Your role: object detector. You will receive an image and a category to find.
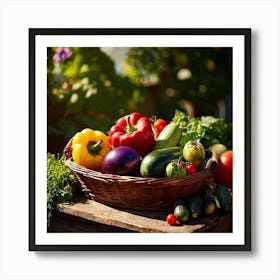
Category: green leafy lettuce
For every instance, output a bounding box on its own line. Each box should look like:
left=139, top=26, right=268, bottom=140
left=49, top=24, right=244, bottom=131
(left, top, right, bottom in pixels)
left=172, top=109, right=232, bottom=149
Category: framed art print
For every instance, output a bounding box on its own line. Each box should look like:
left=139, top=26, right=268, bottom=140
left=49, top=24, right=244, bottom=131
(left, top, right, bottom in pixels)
left=29, top=28, right=251, bottom=251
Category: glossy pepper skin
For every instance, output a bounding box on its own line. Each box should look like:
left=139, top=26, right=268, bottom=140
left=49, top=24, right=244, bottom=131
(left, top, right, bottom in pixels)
left=108, top=112, right=155, bottom=156
left=72, top=128, right=111, bottom=171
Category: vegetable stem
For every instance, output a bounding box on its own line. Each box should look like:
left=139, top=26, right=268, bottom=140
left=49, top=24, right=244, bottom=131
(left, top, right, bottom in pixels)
left=87, top=139, right=103, bottom=155
left=125, top=116, right=137, bottom=133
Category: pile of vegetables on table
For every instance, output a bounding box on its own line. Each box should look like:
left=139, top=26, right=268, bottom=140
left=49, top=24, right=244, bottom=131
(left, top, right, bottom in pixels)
left=48, top=109, right=233, bottom=227
left=66, top=109, right=233, bottom=226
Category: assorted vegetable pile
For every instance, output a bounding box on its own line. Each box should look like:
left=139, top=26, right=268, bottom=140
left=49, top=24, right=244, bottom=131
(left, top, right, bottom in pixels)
left=166, top=184, right=232, bottom=226
left=70, top=109, right=232, bottom=180
left=52, top=109, right=233, bottom=227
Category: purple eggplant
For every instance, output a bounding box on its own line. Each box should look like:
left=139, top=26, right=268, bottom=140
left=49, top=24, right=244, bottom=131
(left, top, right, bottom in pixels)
left=101, top=146, right=142, bottom=176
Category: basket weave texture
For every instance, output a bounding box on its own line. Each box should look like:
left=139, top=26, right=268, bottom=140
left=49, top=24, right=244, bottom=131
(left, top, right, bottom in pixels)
left=64, top=141, right=217, bottom=211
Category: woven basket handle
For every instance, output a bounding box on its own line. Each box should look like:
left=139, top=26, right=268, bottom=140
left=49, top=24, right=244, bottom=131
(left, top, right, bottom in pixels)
left=205, top=151, right=218, bottom=171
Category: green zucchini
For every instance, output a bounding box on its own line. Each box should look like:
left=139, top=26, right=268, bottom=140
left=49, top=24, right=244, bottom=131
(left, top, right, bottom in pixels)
left=153, top=123, right=181, bottom=150
left=216, top=184, right=232, bottom=213
left=185, top=193, right=203, bottom=219
left=140, top=147, right=182, bottom=178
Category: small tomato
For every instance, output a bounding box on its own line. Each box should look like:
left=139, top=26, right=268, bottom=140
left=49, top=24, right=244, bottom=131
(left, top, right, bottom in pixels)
left=165, top=160, right=186, bottom=178
left=153, top=118, right=168, bottom=139
left=166, top=213, right=177, bottom=226
left=180, top=161, right=187, bottom=169
left=186, top=164, right=196, bottom=175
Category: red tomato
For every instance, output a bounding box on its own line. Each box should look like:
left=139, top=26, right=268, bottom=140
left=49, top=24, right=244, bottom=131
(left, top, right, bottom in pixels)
left=180, top=161, right=187, bottom=169
left=180, top=161, right=196, bottom=175
left=166, top=213, right=177, bottom=226
left=186, top=164, right=196, bottom=175
left=213, top=150, right=233, bottom=186
left=153, top=119, right=168, bottom=138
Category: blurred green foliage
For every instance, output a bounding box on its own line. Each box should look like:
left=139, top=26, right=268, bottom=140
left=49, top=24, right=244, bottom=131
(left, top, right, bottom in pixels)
left=47, top=47, right=232, bottom=153
left=47, top=47, right=148, bottom=152
left=124, top=47, right=232, bottom=120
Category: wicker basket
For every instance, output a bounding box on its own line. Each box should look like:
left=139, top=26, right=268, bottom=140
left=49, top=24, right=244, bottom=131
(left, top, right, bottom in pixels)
left=63, top=141, right=217, bottom=211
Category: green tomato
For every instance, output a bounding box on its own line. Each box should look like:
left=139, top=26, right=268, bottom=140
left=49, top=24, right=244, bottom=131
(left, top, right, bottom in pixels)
left=174, top=205, right=190, bottom=223
left=165, top=161, right=186, bottom=178
left=183, top=141, right=205, bottom=167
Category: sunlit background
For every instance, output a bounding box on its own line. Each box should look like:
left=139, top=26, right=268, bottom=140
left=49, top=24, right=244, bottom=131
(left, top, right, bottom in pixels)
left=47, top=47, right=232, bottom=153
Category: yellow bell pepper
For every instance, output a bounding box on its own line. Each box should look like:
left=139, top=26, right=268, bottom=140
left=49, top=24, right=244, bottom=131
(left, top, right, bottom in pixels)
left=71, top=128, right=111, bottom=171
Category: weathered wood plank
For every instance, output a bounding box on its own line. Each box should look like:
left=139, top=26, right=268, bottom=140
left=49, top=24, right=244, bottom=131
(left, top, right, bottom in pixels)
left=48, top=212, right=134, bottom=233
left=57, top=199, right=232, bottom=233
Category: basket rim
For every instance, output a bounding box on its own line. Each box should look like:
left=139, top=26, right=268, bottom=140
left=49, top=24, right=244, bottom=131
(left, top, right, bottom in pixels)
left=64, top=157, right=212, bottom=182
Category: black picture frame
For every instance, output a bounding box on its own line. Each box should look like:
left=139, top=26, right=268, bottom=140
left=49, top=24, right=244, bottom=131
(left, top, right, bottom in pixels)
left=29, top=28, right=251, bottom=251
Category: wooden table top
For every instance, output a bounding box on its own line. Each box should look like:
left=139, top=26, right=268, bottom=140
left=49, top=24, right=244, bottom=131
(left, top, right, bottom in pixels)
left=57, top=198, right=232, bottom=233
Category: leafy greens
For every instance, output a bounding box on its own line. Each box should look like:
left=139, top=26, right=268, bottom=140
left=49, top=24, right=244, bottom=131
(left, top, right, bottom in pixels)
left=172, top=109, right=232, bottom=149
left=47, top=153, right=79, bottom=227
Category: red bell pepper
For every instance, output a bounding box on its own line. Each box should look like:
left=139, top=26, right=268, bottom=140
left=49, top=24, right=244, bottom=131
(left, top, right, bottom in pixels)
left=109, top=112, right=155, bottom=156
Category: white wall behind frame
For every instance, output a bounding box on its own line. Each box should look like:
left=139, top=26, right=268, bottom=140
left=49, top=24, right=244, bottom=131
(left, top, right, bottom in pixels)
left=0, top=0, right=279, bottom=280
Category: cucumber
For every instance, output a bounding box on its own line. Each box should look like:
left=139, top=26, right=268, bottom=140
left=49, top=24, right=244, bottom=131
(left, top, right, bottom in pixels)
left=140, top=147, right=182, bottom=178
left=216, top=184, right=232, bottom=213
left=153, top=123, right=181, bottom=150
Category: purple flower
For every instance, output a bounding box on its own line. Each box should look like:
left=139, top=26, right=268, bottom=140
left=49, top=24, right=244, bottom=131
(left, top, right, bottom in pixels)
left=53, top=47, right=72, bottom=64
